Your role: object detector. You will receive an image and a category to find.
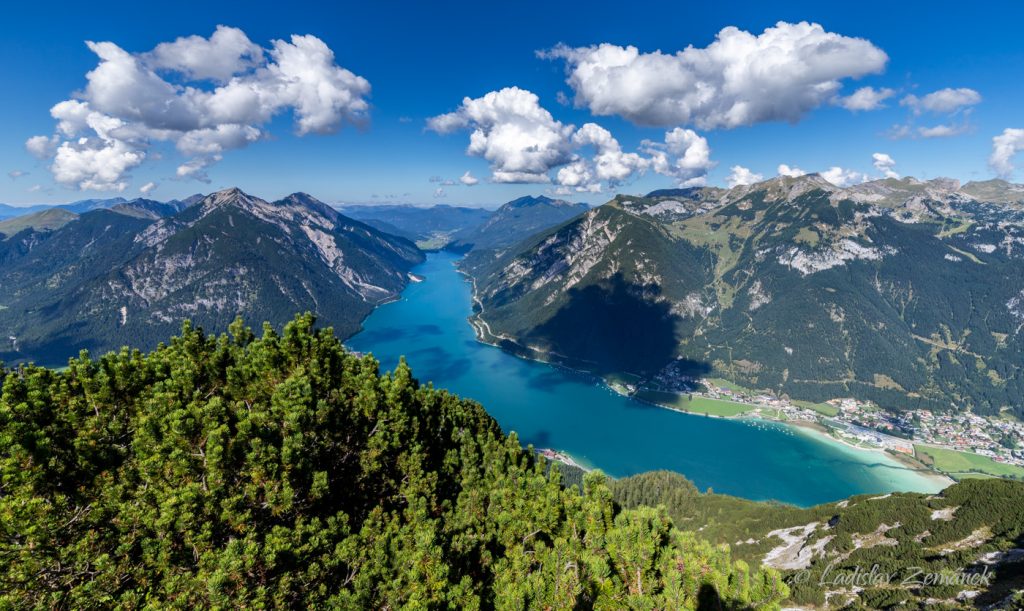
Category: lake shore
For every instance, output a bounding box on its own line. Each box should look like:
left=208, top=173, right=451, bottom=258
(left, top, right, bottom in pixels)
left=352, top=252, right=962, bottom=505
left=461, top=264, right=958, bottom=492
left=786, top=420, right=955, bottom=489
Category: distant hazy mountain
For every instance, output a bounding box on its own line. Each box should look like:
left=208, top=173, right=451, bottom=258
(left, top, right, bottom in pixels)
left=109, top=197, right=197, bottom=220
left=0, top=207, right=79, bottom=236
left=462, top=175, right=1024, bottom=417
left=0, top=194, right=205, bottom=221
left=337, top=203, right=492, bottom=248
left=0, top=195, right=205, bottom=237
left=0, top=196, right=129, bottom=220
left=0, top=203, right=41, bottom=220
left=449, top=195, right=590, bottom=252
left=0, top=188, right=422, bottom=365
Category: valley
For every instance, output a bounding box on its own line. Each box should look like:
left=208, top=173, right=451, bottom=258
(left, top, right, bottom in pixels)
left=460, top=175, right=1024, bottom=483
left=6, top=9, right=1024, bottom=608
left=348, top=251, right=950, bottom=506
left=3, top=180, right=1021, bottom=488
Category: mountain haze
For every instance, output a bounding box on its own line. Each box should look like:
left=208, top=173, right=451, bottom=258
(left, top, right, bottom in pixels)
left=450, top=195, right=590, bottom=252
left=337, top=203, right=493, bottom=248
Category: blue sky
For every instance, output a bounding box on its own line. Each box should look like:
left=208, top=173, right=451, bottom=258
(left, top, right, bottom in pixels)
left=2, top=0, right=1023, bottom=207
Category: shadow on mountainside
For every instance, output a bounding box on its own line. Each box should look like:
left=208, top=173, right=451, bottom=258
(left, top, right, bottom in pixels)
left=522, top=273, right=710, bottom=378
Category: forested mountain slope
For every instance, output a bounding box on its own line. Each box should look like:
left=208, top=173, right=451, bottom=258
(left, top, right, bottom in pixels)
left=612, top=471, right=1024, bottom=609
left=450, top=195, right=590, bottom=252
left=0, top=189, right=423, bottom=366
left=0, top=316, right=787, bottom=609
left=463, top=175, right=1024, bottom=416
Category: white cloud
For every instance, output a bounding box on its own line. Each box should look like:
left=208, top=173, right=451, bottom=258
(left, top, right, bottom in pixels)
left=147, top=25, right=264, bottom=82
left=888, top=122, right=969, bottom=140
left=51, top=137, right=145, bottom=191
left=541, top=21, right=887, bottom=129
left=642, top=128, right=715, bottom=186
left=139, top=181, right=158, bottom=195
left=901, top=87, right=981, bottom=114
left=433, top=187, right=446, bottom=198
left=175, top=124, right=261, bottom=156
left=459, top=171, right=479, bottom=186
left=990, top=128, right=1024, bottom=177
left=7, top=170, right=28, bottom=180
left=27, top=27, right=371, bottom=190
left=917, top=124, right=967, bottom=138
left=821, top=166, right=869, bottom=187
left=872, top=153, right=899, bottom=178
left=25, top=135, right=59, bottom=159
left=176, top=156, right=220, bottom=183
left=726, top=165, right=763, bottom=187
left=427, top=87, right=575, bottom=183
left=570, top=123, right=649, bottom=184
left=429, top=88, right=715, bottom=190
left=777, top=164, right=807, bottom=177
left=889, top=87, right=980, bottom=141
left=835, top=86, right=895, bottom=111
left=555, top=161, right=593, bottom=190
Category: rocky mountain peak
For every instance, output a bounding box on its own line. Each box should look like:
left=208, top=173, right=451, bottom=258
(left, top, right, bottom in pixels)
left=202, top=187, right=258, bottom=210
left=503, top=195, right=578, bottom=210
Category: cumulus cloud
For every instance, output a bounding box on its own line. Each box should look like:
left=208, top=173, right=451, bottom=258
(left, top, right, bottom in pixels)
left=571, top=123, right=649, bottom=183
left=427, top=87, right=575, bottom=183
left=901, top=88, right=981, bottom=114
left=821, top=166, right=869, bottom=187
left=139, top=181, right=158, bottom=195
left=429, top=88, right=715, bottom=191
left=26, top=26, right=371, bottom=190
left=51, top=138, right=146, bottom=191
left=872, top=153, right=899, bottom=178
left=433, top=187, right=446, bottom=198
left=26, top=135, right=59, bottom=159
left=540, top=21, right=887, bottom=129
left=147, top=25, right=264, bottom=82
left=641, top=128, right=715, bottom=187
left=990, top=128, right=1024, bottom=177
left=777, top=164, right=807, bottom=177
left=726, top=166, right=764, bottom=187
left=835, top=86, right=895, bottom=111
left=459, top=171, right=479, bottom=186
left=8, top=170, right=28, bottom=180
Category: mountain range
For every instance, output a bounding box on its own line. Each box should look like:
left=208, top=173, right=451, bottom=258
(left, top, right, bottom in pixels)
left=462, top=175, right=1024, bottom=417
left=0, top=188, right=423, bottom=365
left=0, top=194, right=205, bottom=221
left=337, top=203, right=493, bottom=249
left=446, top=195, right=590, bottom=252
left=0, top=189, right=594, bottom=367
left=338, top=195, right=590, bottom=252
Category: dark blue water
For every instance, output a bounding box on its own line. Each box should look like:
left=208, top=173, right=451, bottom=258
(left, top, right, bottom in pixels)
left=348, top=252, right=945, bottom=506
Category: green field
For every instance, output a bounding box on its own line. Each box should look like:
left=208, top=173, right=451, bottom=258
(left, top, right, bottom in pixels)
left=705, top=377, right=756, bottom=397
left=792, top=399, right=839, bottom=417
left=915, top=445, right=1024, bottom=481
left=635, top=389, right=755, bottom=417
left=415, top=236, right=452, bottom=250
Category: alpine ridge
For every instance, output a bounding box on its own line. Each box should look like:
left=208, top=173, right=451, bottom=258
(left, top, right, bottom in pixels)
left=462, top=174, right=1024, bottom=417
left=0, top=188, right=423, bottom=365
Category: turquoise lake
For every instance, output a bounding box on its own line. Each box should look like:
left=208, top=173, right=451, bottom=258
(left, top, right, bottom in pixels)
left=348, top=252, right=947, bottom=507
